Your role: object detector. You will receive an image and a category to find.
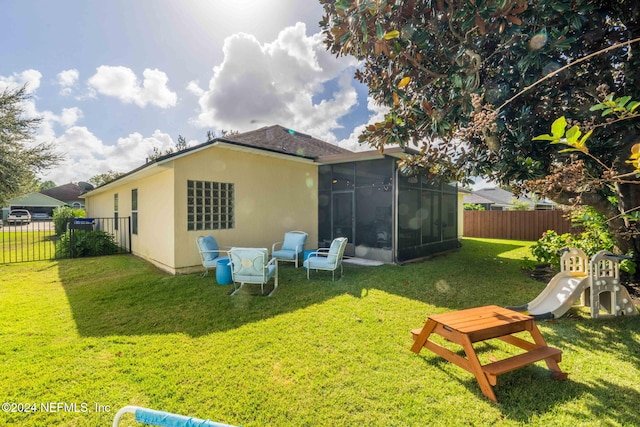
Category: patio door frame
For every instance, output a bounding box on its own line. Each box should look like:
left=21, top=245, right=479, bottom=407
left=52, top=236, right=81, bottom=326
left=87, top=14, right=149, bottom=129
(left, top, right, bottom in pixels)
left=331, top=190, right=355, bottom=256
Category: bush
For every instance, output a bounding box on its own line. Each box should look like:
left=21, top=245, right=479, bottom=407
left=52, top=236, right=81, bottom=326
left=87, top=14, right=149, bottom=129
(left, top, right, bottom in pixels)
left=530, top=230, right=572, bottom=267
left=53, top=206, right=86, bottom=235
left=463, top=203, right=485, bottom=210
left=56, top=230, right=120, bottom=259
left=530, top=206, right=635, bottom=273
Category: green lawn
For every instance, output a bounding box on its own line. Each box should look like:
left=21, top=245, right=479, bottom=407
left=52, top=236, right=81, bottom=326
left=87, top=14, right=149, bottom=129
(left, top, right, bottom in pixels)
left=1, top=238, right=639, bottom=426
left=1, top=228, right=56, bottom=263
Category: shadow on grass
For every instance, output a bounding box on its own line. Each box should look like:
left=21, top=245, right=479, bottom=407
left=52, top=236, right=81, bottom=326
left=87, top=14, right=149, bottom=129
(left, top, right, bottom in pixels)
left=53, top=237, right=640, bottom=422
left=56, top=237, right=640, bottom=374
left=57, top=239, right=530, bottom=338
left=417, top=354, right=640, bottom=424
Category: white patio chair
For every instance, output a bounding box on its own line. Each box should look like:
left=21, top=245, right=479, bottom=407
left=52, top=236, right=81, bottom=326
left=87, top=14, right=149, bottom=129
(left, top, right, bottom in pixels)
left=271, top=230, right=308, bottom=268
left=303, top=237, right=348, bottom=281
left=228, top=247, right=278, bottom=296
left=196, top=235, right=228, bottom=278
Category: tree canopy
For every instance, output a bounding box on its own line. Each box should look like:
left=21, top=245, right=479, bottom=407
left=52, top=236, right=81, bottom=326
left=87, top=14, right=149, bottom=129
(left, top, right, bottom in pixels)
left=0, top=85, right=60, bottom=204
left=88, top=170, right=125, bottom=188
left=320, top=0, right=640, bottom=252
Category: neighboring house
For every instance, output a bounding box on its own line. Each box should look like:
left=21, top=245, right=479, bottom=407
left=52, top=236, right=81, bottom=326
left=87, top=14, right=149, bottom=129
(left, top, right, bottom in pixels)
left=2, top=192, right=66, bottom=220
left=40, top=182, right=93, bottom=209
left=463, top=187, right=555, bottom=210
left=82, top=125, right=461, bottom=274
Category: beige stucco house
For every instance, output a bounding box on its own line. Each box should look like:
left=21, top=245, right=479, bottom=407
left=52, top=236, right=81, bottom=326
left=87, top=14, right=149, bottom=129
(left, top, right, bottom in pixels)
left=82, top=126, right=348, bottom=274
left=82, top=125, right=462, bottom=274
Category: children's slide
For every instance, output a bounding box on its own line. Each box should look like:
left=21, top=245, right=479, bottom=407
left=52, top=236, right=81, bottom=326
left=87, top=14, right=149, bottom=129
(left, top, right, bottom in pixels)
left=509, top=249, right=638, bottom=319
left=507, top=272, right=590, bottom=319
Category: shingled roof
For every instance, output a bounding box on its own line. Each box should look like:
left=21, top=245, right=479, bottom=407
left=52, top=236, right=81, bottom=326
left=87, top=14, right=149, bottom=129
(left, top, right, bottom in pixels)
left=84, top=125, right=351, bottom=193
left=40, top=183, right=91, bottom=204
left=218, top=125, right=350, bottom=158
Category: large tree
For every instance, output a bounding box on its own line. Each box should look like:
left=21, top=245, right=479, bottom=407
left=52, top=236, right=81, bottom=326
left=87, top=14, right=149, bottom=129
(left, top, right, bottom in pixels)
left=0, top=85, right=60, bottom=204
left=320, top=0, right=640, bottom=253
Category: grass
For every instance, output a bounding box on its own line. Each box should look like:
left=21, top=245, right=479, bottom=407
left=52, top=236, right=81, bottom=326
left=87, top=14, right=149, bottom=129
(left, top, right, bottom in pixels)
left=1, top=238, right=639, bottom=426
left=1, top=226, right=56, bottom=263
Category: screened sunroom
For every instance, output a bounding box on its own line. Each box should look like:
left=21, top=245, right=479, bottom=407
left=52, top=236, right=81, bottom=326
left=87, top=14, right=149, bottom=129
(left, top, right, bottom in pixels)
left=316, top=149, right=461, bottom=264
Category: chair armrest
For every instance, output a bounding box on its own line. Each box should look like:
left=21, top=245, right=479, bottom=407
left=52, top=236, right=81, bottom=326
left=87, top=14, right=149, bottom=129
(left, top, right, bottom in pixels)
left=200, top=249, right=226, bottom=255
left=272, top=241, right=283, bottom=252
left=266, top=257, right=278, bottom=268
left=308, top=248, right=329, bottom=258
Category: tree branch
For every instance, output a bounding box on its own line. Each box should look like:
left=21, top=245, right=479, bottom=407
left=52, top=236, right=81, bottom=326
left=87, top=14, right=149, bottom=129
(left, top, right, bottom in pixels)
left=497, top=37, right=640, bottom=112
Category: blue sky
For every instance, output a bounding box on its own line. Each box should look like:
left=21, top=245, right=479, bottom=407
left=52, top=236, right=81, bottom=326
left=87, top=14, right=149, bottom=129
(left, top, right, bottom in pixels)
left=1, top=0, right=387, bottom=185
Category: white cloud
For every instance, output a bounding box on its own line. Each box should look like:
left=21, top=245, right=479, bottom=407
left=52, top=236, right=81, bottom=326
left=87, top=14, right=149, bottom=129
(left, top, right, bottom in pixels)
left=190, top=23, right=358, bottom=135
left=337, top=96, right=390, bottom=152
left=57, top=69, right=79, bottom=95
left=109, top=130, right=175, bottom=164
left=41, top=127, right=177, bottom=184
left=186, top=80, right=205, bottom=97
left=58, top=107, right=83, bottom=127
left=0, top=69, right=42, bottom=93
left=87, top=66, right=177, bottom=108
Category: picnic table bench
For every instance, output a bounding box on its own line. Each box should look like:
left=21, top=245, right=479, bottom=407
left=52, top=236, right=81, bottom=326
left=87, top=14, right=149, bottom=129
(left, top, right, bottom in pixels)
left=410, top=305, right=567, bottom=402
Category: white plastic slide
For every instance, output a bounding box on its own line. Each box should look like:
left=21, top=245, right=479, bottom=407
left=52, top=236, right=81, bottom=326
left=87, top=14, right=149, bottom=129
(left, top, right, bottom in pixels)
left=521, top=272, right=590, bottom=318
left=509, top=248, right=639, bottom=319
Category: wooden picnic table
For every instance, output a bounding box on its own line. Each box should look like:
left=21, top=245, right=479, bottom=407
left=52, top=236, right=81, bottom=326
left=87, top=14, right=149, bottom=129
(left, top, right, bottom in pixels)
left=410, top=305, right=567, bottom=402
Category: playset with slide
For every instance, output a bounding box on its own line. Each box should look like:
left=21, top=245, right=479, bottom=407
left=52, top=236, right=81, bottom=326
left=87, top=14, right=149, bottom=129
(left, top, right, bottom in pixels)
left=508, top=248, right=638, bottom=319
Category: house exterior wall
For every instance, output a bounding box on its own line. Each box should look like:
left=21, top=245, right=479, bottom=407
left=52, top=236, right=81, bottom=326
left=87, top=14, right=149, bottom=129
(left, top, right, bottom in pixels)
left=172, top=146, right=318, bottom=274
left=84, top=167, right=176, bottom=272
left=85, top=147, right=318, bottom=275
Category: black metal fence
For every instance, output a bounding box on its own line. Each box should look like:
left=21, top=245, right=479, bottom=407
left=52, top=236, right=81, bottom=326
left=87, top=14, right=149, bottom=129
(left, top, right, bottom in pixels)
left=1, top=217, right=131, bottom=264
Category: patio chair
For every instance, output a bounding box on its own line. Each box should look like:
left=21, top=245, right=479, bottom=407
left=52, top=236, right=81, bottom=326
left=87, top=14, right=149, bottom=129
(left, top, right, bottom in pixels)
left=303, top=237, right=348, bottom=281
left=228, top=247, right=278, bottom=296
left=196, top=235, right=228, bottom=278
left=271, top=231, right=308, bottom=268
left=112, top=405, right=238, bottom=427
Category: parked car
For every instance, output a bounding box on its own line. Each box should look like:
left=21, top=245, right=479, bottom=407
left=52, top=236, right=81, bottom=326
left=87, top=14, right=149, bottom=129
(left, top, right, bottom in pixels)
left=7, top=209, right=31, bottom=225
left=31, top=212, right=50, bottom=220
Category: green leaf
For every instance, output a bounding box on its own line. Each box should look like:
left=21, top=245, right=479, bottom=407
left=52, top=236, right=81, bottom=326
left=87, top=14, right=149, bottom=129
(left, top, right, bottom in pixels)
left=551, top=116, right=567, bottom=138
left=578, top=129, right=593, bottom=148
left=335, top=0, right=353, bottom=11
left=628, top=101, right=640, bottom=112
left=589, top=103, right=607, bottom=111
left=558, top=148, right=581, bottom=153
left=601, top=108, right=613, bottom=116
left=532, top=134, right=556, bottom=141
left=617, top=96, right=631, bottom=108
left=376, top=23, right=384, bottom=40
left=565, top=125, right=581, bottom=144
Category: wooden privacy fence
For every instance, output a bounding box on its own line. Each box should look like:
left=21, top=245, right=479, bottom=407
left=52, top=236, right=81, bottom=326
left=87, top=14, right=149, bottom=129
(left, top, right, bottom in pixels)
left=463, top=210, right=574, bottom=241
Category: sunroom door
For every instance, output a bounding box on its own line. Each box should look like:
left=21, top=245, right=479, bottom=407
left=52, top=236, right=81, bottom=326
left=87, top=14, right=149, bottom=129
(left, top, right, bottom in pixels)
left=332, top=191, right=354, bottom=246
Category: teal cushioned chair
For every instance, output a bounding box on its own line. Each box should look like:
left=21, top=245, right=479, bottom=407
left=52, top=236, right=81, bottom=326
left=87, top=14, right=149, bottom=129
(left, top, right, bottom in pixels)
left=196, top=236, right=227, bottom=278
left=228, top=248, right=278, bottom=296
left=303, top=237, right=348, bottom=281
left=272, top=231, right=308, bottom=268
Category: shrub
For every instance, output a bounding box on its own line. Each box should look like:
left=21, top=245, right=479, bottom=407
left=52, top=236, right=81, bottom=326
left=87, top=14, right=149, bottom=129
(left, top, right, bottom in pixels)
left=56, top=230, right=120, bottom=259
left=530, top=206, right=635, bottom=273
left=530, top=230, right=572, bottom=267
left=463, top=203, right=485, bottom=210
left=53, top=206, right=86, bottom=235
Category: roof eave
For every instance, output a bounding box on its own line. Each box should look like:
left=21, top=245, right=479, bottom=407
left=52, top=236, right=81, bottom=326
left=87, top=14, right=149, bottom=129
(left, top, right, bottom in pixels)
left=315, top=146, right=415, bottom=164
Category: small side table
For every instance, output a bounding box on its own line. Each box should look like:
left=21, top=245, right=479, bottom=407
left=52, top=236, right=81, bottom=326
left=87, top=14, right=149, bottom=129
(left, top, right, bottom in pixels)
left=411, top=305, right=567, bottom=402
left=215, top=257, right=232, bottom=285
